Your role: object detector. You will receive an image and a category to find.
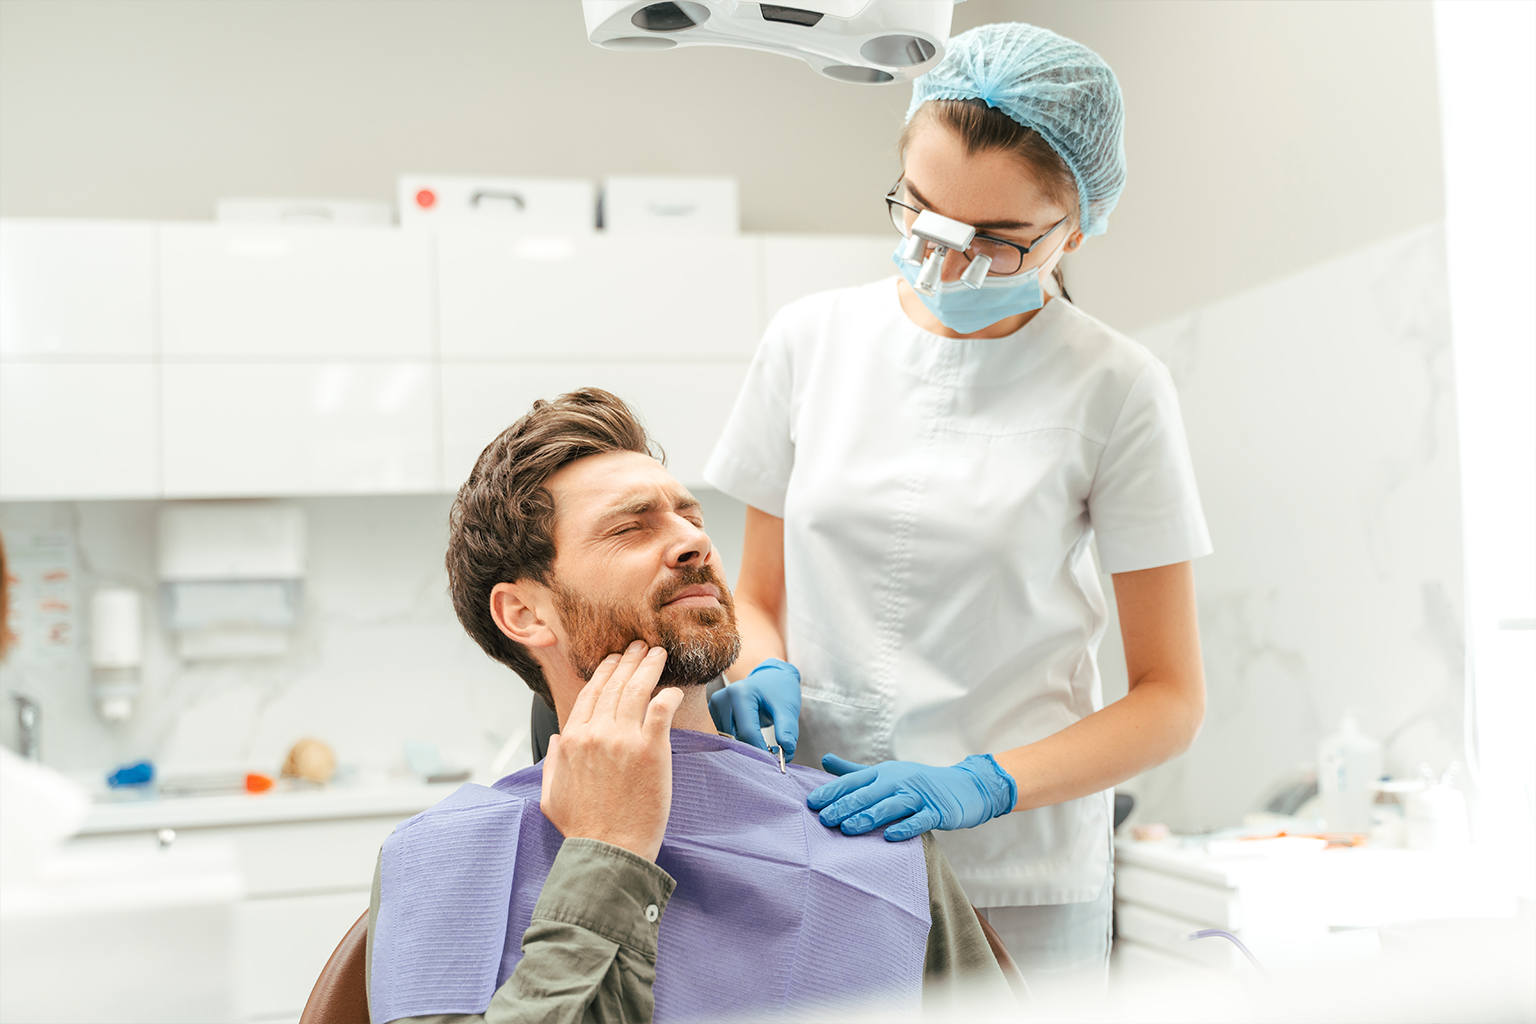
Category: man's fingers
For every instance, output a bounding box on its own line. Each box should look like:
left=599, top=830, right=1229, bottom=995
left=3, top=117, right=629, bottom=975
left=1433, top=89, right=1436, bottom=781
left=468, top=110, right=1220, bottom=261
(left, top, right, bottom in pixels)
left=594, top=641, right=649, bottom=720
left=617, top=647, right=668, bottom=722
left=643, top=686, right=686, bottom=741
left=569, top=654, right=620, bottom=727
left=539, top=735, right=560, bottom=808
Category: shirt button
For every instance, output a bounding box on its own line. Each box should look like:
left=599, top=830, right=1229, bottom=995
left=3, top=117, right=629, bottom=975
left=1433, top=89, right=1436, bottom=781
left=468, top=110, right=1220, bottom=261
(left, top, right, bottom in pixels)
left=644, top=904, right=659, bottom=923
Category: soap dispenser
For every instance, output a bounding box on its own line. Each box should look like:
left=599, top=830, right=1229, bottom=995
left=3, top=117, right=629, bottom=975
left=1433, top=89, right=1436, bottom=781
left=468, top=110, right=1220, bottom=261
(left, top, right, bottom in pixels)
left=1318, top=711, right=1382, bottom=832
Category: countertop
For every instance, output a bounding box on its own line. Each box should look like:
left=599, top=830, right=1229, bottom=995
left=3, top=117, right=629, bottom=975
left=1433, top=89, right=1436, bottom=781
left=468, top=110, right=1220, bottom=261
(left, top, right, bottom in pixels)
left=78, top=778, right=464, bottom=834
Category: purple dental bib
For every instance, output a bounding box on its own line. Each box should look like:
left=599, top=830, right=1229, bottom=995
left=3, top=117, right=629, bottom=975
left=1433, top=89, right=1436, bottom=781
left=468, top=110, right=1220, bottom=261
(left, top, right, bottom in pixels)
left=370, top=730, right=930, bottom=1022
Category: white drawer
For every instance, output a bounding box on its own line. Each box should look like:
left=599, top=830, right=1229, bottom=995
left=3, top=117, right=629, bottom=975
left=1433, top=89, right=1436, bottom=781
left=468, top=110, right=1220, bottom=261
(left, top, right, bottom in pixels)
left=1114, top=899, right=1247, bottom=972
left=1116, top=863, right=1241, bottom=929
left=70, top=815, right=399, bottom=897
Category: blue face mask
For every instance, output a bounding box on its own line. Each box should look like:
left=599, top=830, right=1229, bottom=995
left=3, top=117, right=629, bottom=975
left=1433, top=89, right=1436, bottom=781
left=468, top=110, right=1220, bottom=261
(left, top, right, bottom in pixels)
left=891, top=239, right=1063, bottom=336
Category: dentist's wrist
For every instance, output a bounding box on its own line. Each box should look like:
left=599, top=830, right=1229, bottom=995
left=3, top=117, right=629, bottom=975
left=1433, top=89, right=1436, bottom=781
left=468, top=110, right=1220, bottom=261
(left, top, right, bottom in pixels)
left=958, top=754, right=1018, bottom=820
left=748, top=657, right=800, bottom=682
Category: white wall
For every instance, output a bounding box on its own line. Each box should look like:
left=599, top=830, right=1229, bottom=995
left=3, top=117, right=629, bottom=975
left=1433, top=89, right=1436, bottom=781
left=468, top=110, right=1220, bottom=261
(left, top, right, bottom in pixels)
left=1108, top=224, right=1465, bottom=831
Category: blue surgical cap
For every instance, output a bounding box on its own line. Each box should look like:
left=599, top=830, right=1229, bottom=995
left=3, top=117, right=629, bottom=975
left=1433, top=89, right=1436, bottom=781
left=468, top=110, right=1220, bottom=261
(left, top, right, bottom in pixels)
left=906, top=22, right=1126, bottom=237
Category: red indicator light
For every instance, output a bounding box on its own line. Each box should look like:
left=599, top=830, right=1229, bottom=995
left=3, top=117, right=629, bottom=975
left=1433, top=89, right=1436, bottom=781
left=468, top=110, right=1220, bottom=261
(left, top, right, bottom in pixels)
left=415, top=189, right=436, bottom=209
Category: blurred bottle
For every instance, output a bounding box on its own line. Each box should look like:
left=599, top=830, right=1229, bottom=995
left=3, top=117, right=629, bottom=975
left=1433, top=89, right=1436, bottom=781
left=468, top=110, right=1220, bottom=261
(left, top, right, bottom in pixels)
left=1318, top=711, right=1382, bottom=832
left=1406, top=762, right=1470, bottom=850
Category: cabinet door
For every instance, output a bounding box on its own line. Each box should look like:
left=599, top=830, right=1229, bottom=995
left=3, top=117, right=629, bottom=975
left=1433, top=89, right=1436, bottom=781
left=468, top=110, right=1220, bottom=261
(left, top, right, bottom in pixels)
left=162, top=363, right=438, bottom=496
left=441, top=362, right=748, bottom=488
left=0, top=219, right=157, bottom=356
left=0, top=363, right=159, bottom=499
left=159, top=224, right=432, bottom=357
left=438, top=230, right=762, bottom=358
left=761, top=234, right=896, bottom=325
left=234, top=892, right=367, bottom=1021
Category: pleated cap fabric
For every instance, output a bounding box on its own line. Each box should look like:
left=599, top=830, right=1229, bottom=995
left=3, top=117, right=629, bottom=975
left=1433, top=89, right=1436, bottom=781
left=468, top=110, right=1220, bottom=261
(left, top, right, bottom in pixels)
left=906, top=22, right=1126, bottom=237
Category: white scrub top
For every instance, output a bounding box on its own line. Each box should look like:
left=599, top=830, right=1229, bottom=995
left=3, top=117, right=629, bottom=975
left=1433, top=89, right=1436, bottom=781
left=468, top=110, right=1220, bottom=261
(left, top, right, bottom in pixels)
left=703, top=279, right=1211, bottom=907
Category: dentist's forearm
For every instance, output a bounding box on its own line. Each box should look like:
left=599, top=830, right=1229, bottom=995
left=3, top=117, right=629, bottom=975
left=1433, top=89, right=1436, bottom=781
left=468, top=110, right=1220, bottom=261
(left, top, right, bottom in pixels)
left=727, top=598, right=787, bottom=680
left=992, top=675, right=1204, bottom=811
left=726, top=506, right=789, bottom=681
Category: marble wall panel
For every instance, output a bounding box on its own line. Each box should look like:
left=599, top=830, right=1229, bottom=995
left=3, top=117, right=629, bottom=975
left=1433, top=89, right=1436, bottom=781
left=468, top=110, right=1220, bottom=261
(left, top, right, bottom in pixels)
left=1111, top=222, right=1465, bottom=830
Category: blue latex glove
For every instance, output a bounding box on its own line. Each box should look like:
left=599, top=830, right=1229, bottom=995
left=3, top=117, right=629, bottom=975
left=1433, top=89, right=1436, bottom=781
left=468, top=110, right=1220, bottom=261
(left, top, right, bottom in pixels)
left=807, top=753, right=1018, bottom=842
left=708, top=658, right=801, bottom=759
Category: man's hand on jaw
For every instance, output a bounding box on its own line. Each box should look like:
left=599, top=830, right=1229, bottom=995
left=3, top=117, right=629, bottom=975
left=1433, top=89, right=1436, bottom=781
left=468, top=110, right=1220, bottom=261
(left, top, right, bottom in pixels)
left=539, top=641, right=684, bottom=863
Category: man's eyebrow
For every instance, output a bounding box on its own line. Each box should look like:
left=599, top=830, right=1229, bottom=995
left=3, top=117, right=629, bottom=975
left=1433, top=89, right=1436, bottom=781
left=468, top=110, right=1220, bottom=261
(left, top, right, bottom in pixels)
left=904, top=181, right=1037, bottom=232
left=594, top=492, right=701, bottom=523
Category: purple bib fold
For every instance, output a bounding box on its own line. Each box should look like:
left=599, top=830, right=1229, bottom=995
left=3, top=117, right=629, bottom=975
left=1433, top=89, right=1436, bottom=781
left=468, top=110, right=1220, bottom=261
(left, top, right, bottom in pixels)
left=371, top=730, right=930, bottom=1022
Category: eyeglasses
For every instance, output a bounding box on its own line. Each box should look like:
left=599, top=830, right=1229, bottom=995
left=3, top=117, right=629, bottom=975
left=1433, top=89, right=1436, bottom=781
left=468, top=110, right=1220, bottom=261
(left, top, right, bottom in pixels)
left=885, top=179, right=1069, bottom=278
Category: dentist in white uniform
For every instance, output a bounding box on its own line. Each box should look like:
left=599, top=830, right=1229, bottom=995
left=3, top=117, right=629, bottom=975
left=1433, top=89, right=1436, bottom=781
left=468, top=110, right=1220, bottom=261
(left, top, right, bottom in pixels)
left=704, top=23, right=1211, bottom=990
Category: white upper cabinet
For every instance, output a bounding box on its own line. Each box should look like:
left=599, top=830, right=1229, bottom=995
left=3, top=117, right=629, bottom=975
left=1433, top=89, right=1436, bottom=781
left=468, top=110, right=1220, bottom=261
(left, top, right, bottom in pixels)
left=159, top=224, right=432, bottom=357
left=437, top=231, right=762, bottom=358
left=0, top=363, right=159, bottom=499
left=761, top=235, right=897, bottom=325
left=441, top=362, right=749, bottom=489
left=0, top=219, right=157, bottom=356
left=162, top=363, right=438, bottom=497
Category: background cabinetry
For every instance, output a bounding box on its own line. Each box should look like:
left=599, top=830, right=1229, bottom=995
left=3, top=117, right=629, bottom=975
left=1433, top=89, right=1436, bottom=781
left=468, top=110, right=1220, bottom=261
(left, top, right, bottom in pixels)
left=158, top=224, right=433, bottom=358
left=1, top=219, right=895, bottom=500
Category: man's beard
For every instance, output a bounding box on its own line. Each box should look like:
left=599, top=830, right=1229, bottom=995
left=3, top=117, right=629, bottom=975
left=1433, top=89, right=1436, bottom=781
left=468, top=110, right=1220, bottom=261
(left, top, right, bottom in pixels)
left=554, top=562, right=742, bottom=689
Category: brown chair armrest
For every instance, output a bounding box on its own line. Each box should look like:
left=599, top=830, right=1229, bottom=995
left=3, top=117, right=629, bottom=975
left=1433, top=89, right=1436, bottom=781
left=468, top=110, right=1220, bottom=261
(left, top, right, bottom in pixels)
left=300, top=909, right=372, bottom=1024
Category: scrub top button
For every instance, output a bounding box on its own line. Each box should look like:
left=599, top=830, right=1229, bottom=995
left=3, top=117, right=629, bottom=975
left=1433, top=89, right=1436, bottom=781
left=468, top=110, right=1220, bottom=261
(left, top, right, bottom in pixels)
left=644, top=904, right=659, bottom=923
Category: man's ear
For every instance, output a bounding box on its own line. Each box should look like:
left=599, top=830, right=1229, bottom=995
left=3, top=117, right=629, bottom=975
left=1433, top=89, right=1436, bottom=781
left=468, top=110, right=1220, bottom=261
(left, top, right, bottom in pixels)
left=489, top=582, right=558, bottom=649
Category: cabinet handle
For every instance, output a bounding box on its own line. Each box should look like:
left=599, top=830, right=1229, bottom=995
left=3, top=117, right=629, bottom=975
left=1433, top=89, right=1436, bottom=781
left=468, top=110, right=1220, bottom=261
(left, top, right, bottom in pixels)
left=471, top=191, right=526, bottom=210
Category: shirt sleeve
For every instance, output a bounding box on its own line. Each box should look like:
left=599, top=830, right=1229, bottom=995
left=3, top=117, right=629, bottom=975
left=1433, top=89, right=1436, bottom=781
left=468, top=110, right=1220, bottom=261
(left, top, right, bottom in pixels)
left=1088, top=359, right=1213, bottom=574
left=919, top=833, right=1018, bottom=1008
left=369, top=838, right=676, bottom=1024
left=703, top=317, right=796, bottom=517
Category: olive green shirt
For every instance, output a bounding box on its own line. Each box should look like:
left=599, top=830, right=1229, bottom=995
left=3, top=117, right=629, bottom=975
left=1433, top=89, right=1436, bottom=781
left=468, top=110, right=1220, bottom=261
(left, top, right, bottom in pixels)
left=367, top=832, right=1012, bottom=1023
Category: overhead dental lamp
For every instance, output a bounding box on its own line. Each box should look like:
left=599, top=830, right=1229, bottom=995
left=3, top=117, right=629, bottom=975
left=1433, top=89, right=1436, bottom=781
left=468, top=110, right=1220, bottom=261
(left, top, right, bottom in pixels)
left=582, top=1, right=956, bottom=84
left=899, top=208, right=987, bottom=295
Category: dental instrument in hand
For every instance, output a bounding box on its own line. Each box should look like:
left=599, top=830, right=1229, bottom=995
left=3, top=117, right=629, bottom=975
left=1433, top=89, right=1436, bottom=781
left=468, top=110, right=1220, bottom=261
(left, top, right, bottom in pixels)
left=761, top=724, right=787, bottom=774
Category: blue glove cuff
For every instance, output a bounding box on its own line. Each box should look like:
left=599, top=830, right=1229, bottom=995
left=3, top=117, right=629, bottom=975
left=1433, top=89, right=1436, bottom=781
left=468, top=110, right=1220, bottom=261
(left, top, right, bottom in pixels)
left=749, top=658, right=800, bottom=682
left=958, top=754, right=1018, bottom=821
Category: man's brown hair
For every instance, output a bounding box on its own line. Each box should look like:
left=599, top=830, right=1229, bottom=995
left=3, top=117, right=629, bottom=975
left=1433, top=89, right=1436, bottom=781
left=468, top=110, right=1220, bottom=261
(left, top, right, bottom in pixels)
left=446, top=388, right=658, bottom=706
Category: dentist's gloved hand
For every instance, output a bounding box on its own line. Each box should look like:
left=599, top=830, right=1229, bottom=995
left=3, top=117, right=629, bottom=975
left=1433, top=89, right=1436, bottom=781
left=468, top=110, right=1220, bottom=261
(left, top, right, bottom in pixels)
left=807, top=754, right=1018, bottom=842
left=708, top=658, right=801, bottom=760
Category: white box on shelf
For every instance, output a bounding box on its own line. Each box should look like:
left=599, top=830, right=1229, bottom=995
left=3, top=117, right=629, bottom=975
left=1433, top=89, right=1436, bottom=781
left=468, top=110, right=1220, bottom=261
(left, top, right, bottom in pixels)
left=399, top=175, right=595, bottom=232
left=601, top=176, right=739, bottom=234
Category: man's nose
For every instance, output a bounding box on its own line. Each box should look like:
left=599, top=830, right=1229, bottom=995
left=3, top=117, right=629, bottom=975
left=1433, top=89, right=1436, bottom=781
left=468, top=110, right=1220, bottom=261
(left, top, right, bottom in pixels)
left=666, top=517, right=712, bottom=567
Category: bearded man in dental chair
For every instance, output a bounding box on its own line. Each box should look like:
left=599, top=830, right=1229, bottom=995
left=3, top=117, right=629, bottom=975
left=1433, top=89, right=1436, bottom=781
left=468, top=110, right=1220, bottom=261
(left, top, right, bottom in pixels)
left=365, top=388, right=1014, bottom=1024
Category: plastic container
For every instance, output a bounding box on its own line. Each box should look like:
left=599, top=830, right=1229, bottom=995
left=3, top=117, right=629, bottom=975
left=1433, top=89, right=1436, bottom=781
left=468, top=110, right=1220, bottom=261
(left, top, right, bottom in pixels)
left=1318, top=712, right=1382, bottom=832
